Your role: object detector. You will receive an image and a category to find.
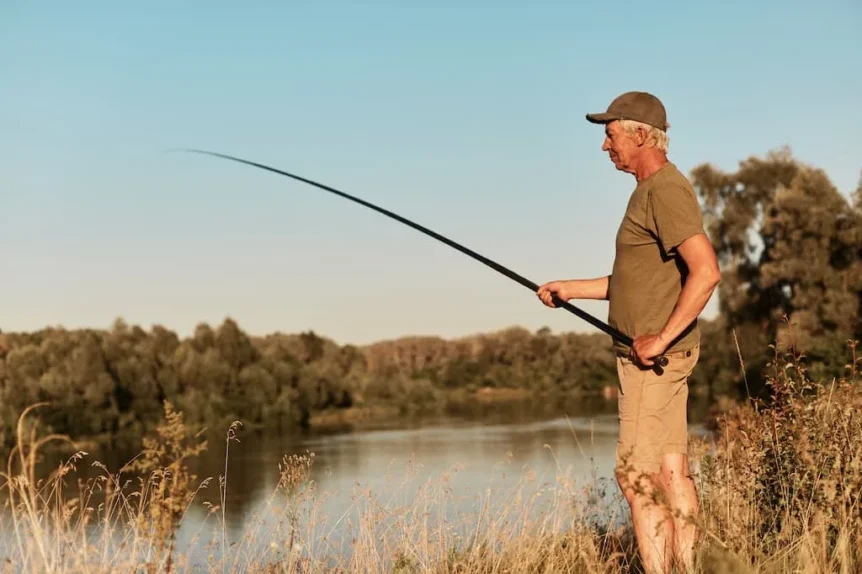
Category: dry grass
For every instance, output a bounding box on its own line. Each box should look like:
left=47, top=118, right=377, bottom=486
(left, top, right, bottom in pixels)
left=0, top=339, right=860, bottom=573
left=690, top=339, right=862, bottom=573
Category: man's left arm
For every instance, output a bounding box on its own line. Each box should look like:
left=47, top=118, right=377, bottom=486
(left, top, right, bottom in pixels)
left=657, top=233, right=721, bottom=346
left=632, top=183, right=721, bottom=365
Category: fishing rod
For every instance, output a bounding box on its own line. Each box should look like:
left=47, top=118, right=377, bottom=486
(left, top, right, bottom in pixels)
left=179, top=148, right=669, bottom=372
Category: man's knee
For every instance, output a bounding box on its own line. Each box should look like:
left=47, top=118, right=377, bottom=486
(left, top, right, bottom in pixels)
left=615, top=445, right=662, bottom=488
left=615, top=462, right=661, bottom=504
left=660, top=453, right=693, bottom=489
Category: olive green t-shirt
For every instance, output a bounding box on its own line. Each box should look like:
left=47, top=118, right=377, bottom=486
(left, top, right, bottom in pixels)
left=607, top=161, right=705, bottom=355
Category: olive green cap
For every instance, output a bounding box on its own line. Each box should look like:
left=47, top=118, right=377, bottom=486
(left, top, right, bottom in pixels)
left=585, top=91, right=669, bottom=131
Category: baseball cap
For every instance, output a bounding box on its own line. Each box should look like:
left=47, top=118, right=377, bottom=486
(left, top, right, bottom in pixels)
left=585, top=91, right=669, bottom=131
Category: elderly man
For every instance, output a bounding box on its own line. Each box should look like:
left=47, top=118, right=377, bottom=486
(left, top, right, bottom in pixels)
left=537, top=91, right=720, bottom=573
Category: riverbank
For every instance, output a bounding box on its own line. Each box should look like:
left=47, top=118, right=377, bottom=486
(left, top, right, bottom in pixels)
left=305, top=386, right=621, bottom=434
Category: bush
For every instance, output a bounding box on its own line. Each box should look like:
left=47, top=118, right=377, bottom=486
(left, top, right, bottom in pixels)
left=693, top=338, right=862, bottom=572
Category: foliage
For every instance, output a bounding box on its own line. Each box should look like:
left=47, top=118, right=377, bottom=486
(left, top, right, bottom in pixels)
left=123, top=401, right=210, bottom=568
left=0, top=320, right=620, bottom=448
left=691, top=150, right=862, bottom=395
left=692, top=336, right=862, bottom=573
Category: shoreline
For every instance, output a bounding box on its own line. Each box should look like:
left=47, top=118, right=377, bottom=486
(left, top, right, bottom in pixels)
left=307, top=386, right=616, bottom=433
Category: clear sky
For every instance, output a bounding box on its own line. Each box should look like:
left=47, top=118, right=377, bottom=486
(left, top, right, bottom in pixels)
left=2, top=0, right=860, bottom=345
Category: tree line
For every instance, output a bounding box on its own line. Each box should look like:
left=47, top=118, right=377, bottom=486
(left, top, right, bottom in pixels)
left=0, top=318, right=626, bottom=448
left=0, top=147, right=859, bottom=448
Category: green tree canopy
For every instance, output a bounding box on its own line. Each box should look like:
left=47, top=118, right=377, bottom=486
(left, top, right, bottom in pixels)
left=692, top=149, right=862, bottom=388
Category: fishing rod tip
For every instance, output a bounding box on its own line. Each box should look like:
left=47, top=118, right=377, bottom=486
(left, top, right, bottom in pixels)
left=163, top=147, right=206, bottom=155
left=161, top=147, right=193, bottom=157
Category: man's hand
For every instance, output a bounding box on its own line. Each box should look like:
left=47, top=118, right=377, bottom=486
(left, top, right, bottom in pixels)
left=632, top=333, right=670, bottom=367
left=536, top=281, right=572, bottom=308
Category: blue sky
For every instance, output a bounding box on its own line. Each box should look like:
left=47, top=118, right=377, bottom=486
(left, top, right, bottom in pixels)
left=2, top=0, right=860, bottom=345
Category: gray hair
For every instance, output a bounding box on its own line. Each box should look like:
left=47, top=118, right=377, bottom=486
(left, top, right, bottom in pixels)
left=618, top=119, right=669, bottom=152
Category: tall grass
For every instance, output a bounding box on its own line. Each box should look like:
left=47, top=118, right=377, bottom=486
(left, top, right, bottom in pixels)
left=692, top=339, right=862, bottom=573
left=0, top=339, right=860, bottom=573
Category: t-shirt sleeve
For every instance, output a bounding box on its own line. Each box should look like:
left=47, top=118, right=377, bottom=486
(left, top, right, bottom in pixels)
left=646, top=182, right=705, bottom=255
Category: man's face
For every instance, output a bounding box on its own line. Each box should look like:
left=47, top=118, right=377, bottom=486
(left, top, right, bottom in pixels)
left=601, top=121, right=640, bottom=173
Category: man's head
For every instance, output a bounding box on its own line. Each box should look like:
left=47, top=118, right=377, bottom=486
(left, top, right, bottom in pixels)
left=585, top=91, right=670, bottom=175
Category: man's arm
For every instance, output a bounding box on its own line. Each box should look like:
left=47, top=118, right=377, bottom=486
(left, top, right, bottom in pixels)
left=536, top=275, right=610, bottom=308
left=658, top=233, right=721, bottom=345
left=632, top=233, right=720, bottom=365
left=562, top=275, right=611, bottom=300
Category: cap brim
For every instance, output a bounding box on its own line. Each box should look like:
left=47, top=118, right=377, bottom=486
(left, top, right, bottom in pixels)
left=585, top=112, right=619, bottom=124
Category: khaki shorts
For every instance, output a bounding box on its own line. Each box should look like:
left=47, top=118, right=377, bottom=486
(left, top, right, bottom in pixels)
left=615, top=345, right=699, bottom=475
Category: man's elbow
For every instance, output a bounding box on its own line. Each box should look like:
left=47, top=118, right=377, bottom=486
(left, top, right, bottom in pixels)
left=687, top=259, right=720, bottom=288
left=677, top=234, right=721, bottom=290
left=699, top=265, right=721, bottom=290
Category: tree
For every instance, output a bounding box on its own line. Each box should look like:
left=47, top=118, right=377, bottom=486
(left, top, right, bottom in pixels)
left=691, top=149, right=862, bottom=390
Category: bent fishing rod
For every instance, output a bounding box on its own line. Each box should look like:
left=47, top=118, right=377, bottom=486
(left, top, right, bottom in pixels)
left=180, top=148, right=669, bottom=372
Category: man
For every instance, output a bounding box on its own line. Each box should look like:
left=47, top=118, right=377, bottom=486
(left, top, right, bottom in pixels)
left=536, top=91, right=721, bottom=574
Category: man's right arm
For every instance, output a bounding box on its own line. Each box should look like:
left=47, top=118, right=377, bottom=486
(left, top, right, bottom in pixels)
left=559, top=275, right=610, bottom=300
left=536, top=275, right=610, bottom=307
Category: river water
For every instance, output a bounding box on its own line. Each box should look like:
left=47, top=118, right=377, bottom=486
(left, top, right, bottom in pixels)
left=176, top=408, right=624, bottom=567
left=1, top=397, right=710, bottom=569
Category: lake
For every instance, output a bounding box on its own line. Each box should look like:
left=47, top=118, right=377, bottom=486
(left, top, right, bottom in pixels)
left=0, top=397, right=710, bottom=570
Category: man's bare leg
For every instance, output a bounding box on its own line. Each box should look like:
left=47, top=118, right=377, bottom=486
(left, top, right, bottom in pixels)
left=661, top=453, right=699, bottom=571
left=618, top=469, right=674, bottom=574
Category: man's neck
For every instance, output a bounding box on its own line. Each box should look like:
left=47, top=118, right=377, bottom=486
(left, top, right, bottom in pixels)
left=634, top=152, right=669, bottom=182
